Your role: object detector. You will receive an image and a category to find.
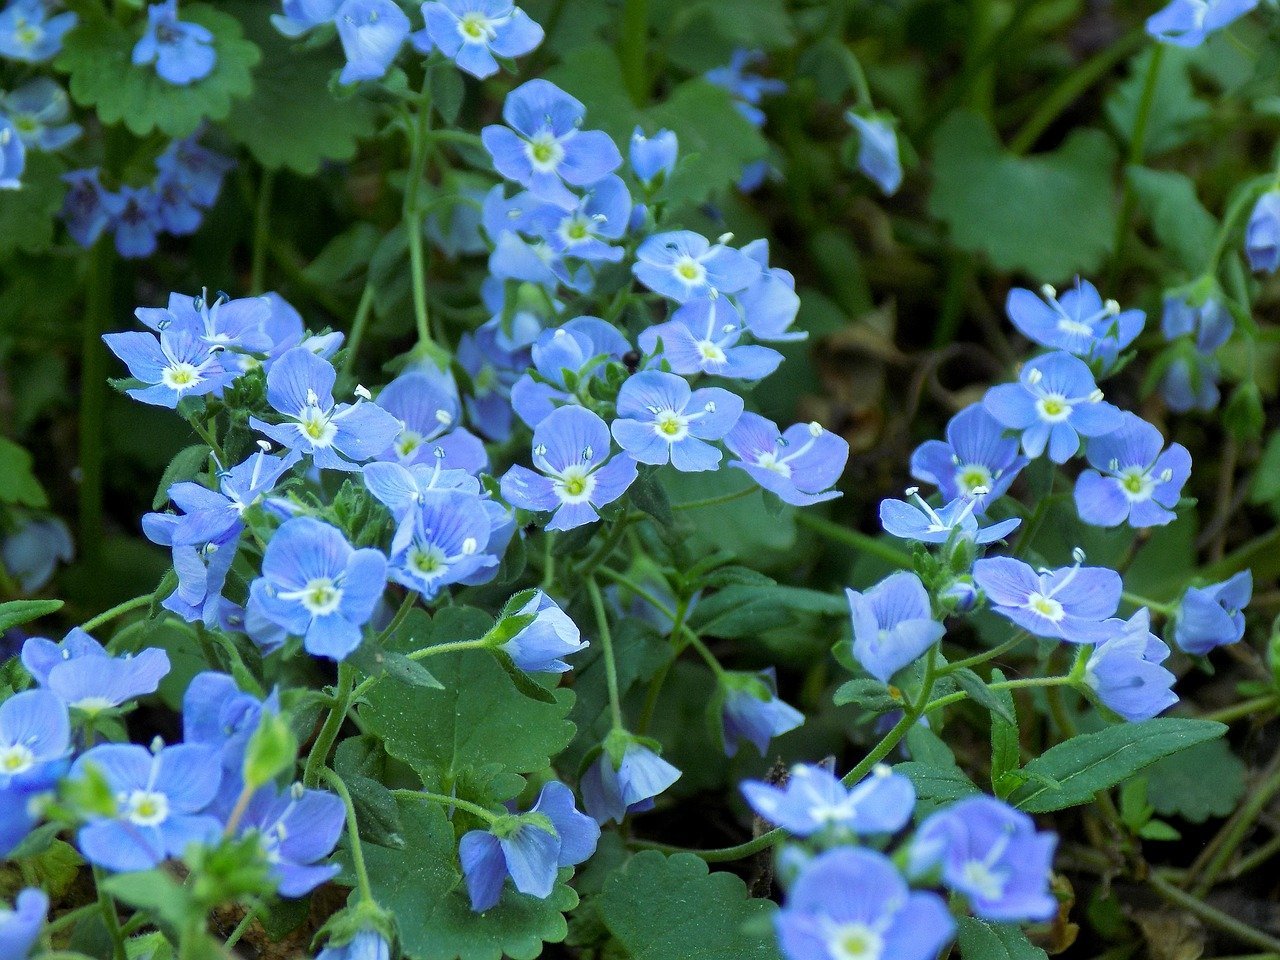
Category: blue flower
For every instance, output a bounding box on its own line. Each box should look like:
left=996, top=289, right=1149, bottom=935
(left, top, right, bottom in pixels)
left=1, top=514, right=73, bottom=592
left=845, top=571, right=945, bottom=683
left=632, top=230, right=761, bottom=302
left=725, top=414, right=848, bottom=506
left=510, top=316, right=630, bottom=427
left=1147, top=0, right=1257, bottom=47
left=846, top=112, right=902, bottom=196
left=459, top=781, right=598, bottom=911
left=410, top=0, right=543, bottom=80
left=387, top=489, right=497, bottom=598
left=526, top=175, right=632, bottom=264
left=580, top=741, right=680, bottom=825
left=734, top=239, right=804, bottom=342
left=153, top=138, right=232, bottom=236
left=457, top=316, right=535, bottom=441
left=0, top=0, right=76, bottom=62
left=775, top=847, right=954, bottom=960
left=501, top=590, right=587, bottom=673
left=106, top=185, right=163, bottom=258
left=272, top=0, right=341, bottom=36
left=704, top=49, right=785, bottom=128
left=103, top=329, right=235, bottom=408
left=611, top=370, right=743, bottom=472
left=910, top=403, right=1026, bottom=513
left=132, top=0, right=217, bottom=86
left=335, top=0, right=410, bottom=84
left=0, top=690, right=69, bottom=787
left=1074, top=412, right=1191, bottom=528
left=719, top=669, right=803, bottom=757
left=60, top=168, right=113, bottom=247
left=143, top=513, right=238, bottom=627
left=500, top=405, right=638, bottom=531
left=251, top=347, right=401, bottom=471
left=879, top=488, right=1021, bottom=545
left=152, top=449, right=298, bottom=548
left=639, top=297, right=783, bottom=381
left=72, top=741, right=223, bottom=873
left=317, top=931, right=391, bottom=960
left=1246, top=190, right=1280, bottom=274
left=1161, top=352, right=1221, bottom=413
left=973, top=553, right=1121, bottom=643
left=909, top=795, right=1057, bottom=922
left=742, top=764, right=914, bottom=837
left=182, top=671, right=278, bottom=817
left=1006, top=280, right=1144, bottom=369
left=482, top=78, right=622, bottom=209
left=375, top=371, right=487, bottom=473
left=23, top=628, right=170, bottom=713
left=255, top=291, right=344, bottom=372
left=0, top=117, right=24, bottom=189
left=136, top=290, right=274, bottom=355
left=1085, top=610, right=1177, bottom=722
left=1173, top=570, right=1252, bottom=655
left=1162, top=291, right=1233, bottom=352
left=247, top=516, right=388, bottom=660
left=239, top=782, right=345, bottom=897
left=629, top=127, right=677, bottom=186
left=2, top=78, right=79, bottom=150
left=982, top=351, right=1123, bottom=463
left=0, top=888, right=46, bottom=959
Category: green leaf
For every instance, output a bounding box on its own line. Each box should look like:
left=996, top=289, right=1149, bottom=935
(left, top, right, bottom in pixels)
left=894, top=760, right=980, bottom=815
left=929, top=111, right=1117, bottom=281
left=57, top=4, right=260, bottom=138
left=0, top=436, right=48, bottom=508
left=598, top=851, right=781, bottom=960
left=0, top=153, right=66, bottom=256
left=338, top=769, right=405, bottom=848
left=832, top=678, right=899, bottom=714
left=359, top=797, right=576, bottom=960
left=953, top=668, right=1016, bottom=725
left=1144, top=738, right=1246, bottom=823
left=989, top=669, right=1021, bottom=798
left=1105, top=48, right=1210, bottom=157
left=1127, top=167, right=1217, bottom=274
left=0, top=599, right=64, bottom=633
left=350, top=640, right=445, bottom=691
left=152, top=444, right=211, bottom=509
left=103, top=870, right=195, bottom=931
left=1008, top=718, right=1227, bottom=813
left=492, top=649, right=558, bottom=705
left=957, top=917, right=1048, bottom=960
left=629, top=470, right=675, bottom=527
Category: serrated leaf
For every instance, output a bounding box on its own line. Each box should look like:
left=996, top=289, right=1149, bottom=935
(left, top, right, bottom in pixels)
left=0, top=152, right=66, bottom=256
left=1127, top=167, right=1217, bottom=274
left=1008, top=718, right=1227, bottom=813
left=894, top=760, right=980, bottom=815
left=0, top=599, right=64, bottom=633
left=0, top=436, right=48, bottom=508
left=152, top=444, right=211, bottom=509
left=832, top=678, right=899, bottom=714
left=1144, top=738, right=1246, bottom=823
left=598, top=851, right=781, bottom=960
left=954, top=669, right=1016, bottom=725
left=957, top=917, right=1048, bottom=960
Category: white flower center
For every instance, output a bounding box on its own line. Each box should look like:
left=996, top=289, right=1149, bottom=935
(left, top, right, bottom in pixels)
left=294, top=577, right=343, bottom=616
left=827, top=923, right=885, bottom=960
left=457, top=11, right=495, bottom=42
left=1056, top=318, right=1095, bottom=337
left=1035, top=393, right=1072, bottom=423
left=956, top=464, right=994, bottom=496
left=124, top=789, right=170, bottom=828
left=162, top=362, right=202, bottom=392
left=1117, top=467, right=1155, bottom=502
left=526, top=133, right=565, bottom=173
left=961, top=859, right=1008, bottom=902
left=653, top=410, right=689, bottom=442
left=554, top=465, right=596, bottom=504
left=297, top=406, right=338, bottom=448
left=755, top=451, right=791, bottom=477
left=0, top=745, right=34, bottom=775
left=1026, top=592, right=1064, bottom=622
left=697, top=341, right=726, bottom=364
left=672, top=256, right=706, bottom=286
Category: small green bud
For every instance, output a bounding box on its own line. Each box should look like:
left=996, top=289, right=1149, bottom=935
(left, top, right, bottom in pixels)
left=242, top=711, right=297, bottom=792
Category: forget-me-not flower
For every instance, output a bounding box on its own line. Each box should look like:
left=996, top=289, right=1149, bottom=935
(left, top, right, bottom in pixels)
left=720, top=668, right=804, bottom=757
left=272, top=0, right=341, bottom=36
left=1173, top=570, right=1252, bottom=655
left=879, top=488, right=1020, bottom=545
left=845, top=571, right=946, bottom=683
left=742, top=763, right=915, bottom=837
left=734, top=239, right=804, bottom=342
left=335, top=0, right=410, bottom=84
left=0, top=0, right=76, bottom=62
left=132, top=0, right=217, bottom=86
left=1147, top=0, right=1257, bottom=47
left=182, top=671, right=278, bottom=817
left=846, top=111, right=902, bottom=196
left=136, top=290, right=273, bottom=355
left=410, top=0, right=543, bottom=80
left=725, top=413, right=848, bottom=506
left=581, top=740, right=680, bottom=825
left=632, top=230, right=760, bottom=302
left=375, top=371, right=487, bottom=474
left=1074, top=411, right=1191, bottom=528
left=638, top=296, right=782, bottom=381
left=611, top=370, right=743, bottom=472
left=629, top=127, right=677, bottom=185
left=0, top=888, right=47, bottom=959
left=1162, top=291, right=1233, bottom=352
left=2, top=78, right=80, bottom=150
left=107, top=185, right=163, bottom=258
left=1, top=515, right=73, bottom=592
left=525, top=175, right=631, bottom=264
left=60, top=168, right=113, bottom=247
left=1246, top=190, right=1280, bottom=274
left=387, top=488, right=497, bottom=598
left=23, top=628, right=171, bottom=713
left=0, top=117, right=21, bottom=189
left=1085, top=610, right=1177, bottom=722
left=317, top=930, right=391, bottom=960
left=973, top=553, right=1121, bottom=643
left=1006, top=280, right=1144, bottom=369
left=501, top=590, right=587, bottom=673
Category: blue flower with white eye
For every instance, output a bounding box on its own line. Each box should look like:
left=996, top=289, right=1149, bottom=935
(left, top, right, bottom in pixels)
left=246, top=516, right=388, bottom=660
left=1006, top=280, right=1144, bottom=369
left=982, top=351, right=1123, bottom=463
left=1173, top=570, right=1252, bottom=655
left=724, top=413, right=848, bottom=506
left=272, top=0, right=341, bottom=36
left=632, top=230, right=761, bottom=303
left=0, top=0, right=76, bottom=62
left=501, top=590, right=587, bottom=673
left=1085, top=610, right=1177, bottom=722
left=318, top=930, right=390, bottom=960
left=719, top=668, right=803, bottom=757
left=22, top=628, right=171, bottom=714
left=500, top=405, right=638, bottom=531
left=846, top=111, right=902, bottom=196
left=459, top=781, right=598, bottom=911
left=410, top=0, right=543, bottom=80
left=482, top=78, right=622, bottom=210
left=136, top=290, right=273, bottom=355
left=1074, top=412, right=1191, bottom=529
left=132, top=0, right=217, bottom=86
left=1246, top=190, right=1280, bottom=274
left=879, top=488, right=1021, bottom=545
left=72, top=741, right=223, bottom=873
left=153, top=139, right=232, bottom=236
left=845, top=571, right=945, bottom=683
left=580, top=741, right=680, bottom=825
left=375, top=371, right=487, bottom=474
left=334, top=0, right=410, bottom=84
left=251, top=291, right=343, bottom=372
left=776, top=847, right=954, bottom=960
left=107, top=185, right=163, bottom=258
left=386, top=489, right=497, bottom=599
left=60, top=169, right=113, bottom=247
left=1162, top=292, right=1233, bottom=352
left=525, top=175, right=631, bottom=264
left=0, top=116, right=21, bottom=189
left=639, top=296, right=783, bottom=382
left=910, top=403, right=1026, bottom=513
left=0, top=888, right=46, bottom=959
left=1161, top=352, right=1221, bottom=413
left=909, top=795, right=1057, bottom=923
left=147, top=449, right=298, bottom=548
left=734, top=239, right=804, bottom=342
left=2, top=78, right=79, bottom=150
left=1147, top=0, right=1257, bottom=46
left=742, top=764, right=915, bottom=837
left=629, top=127, right=677, bottom=186
left=250, top=347, right=401, bottom=471
left=611, top=370, right=743, bottom=472
left=0, top=691, right=69, bottom=788
left=1, top=515, right=73, bottom=592
left=510, top=316, right=630, bottom=427
left=704, top=49, right=785, bottom=127
left=238, top=782, right=345, bottom=897
left=102, top=329, right=235, bottom=408
left=973, top=553, right=1121, bottom=643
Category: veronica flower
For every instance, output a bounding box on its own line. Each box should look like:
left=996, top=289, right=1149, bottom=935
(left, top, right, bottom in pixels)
left=632, top=230, right=760, bottom=302
left=317, top=931, right=391, bottom=960
left=0, top=0, right=76, bottom=62
left=250, top=347, right=401, bottom=471
left=1006, top=280, right=1144, bottom=369
left=775, top=848, right=954, bottom=960
left=23, top=629, right=170, bottom=713
left=1074, top=412, right=1191, bottom=528
left=510, top=316, right=630, bottom=427
left=335, top=0, right=410, bottom=84
left=501, top=590, right=587, bottom=673
left=104, top=328, right=235, bottom=409
left=72, top=741, right=223, bottom=873
left=458, top=316, right=535, bottom=441
left=629, top=127, right=677, bottom=185
left=581, top=741, right=680, bottom=825
left=107, top=185, right=162, bottom=258
left=387, top=489, right=497, bottom=599
left=375, top=371, right=487, bottom=473
left=909, top=795, right=1057, bottom=922
left=879, top=488, right=1020, bottom=545
left=734, top=239, right=804, bottom=342
left=153, top=138, right=233, bottom=236
left=610, top=370, right=743, bottom=472
left=0, top=888, right=46, bottom=959
left=983, top=351, right=1124, bottom=463
left=1, top=515, right=73, bottom=592
left=910, top=403, right=1026, bottom=512
left=272, top=0, right=341, bottom=36
left=2, top=78, right=79, bottom=150
left=846, top=112, right=902, bottom=196
left=1162, top=292, right=1233, bottom=352
left=252, top=291, right=344, bottom=372
left=459, top=781, right=598, bottom=911
left=247, top=516, right=387, bottom=660
left=1085, top=610, right=1177, bottom=722
left=500, top=405, right=638, bottom=531
left=1147, top=0, right=1258, bottom=47
left=639, top=296, right=782, bottom=381
left=482, top=78, right=622, bottom=210
left=1246, top=190, right=1280, bottom=274
left=410, top=0, right=543, bottom=80
left=525, top=175, right=631, bottom=264
left=0, top=691, right=69, bottom=787
left=973, top=552, right=1121, bottom=643
left=718, top=669, right=803, bottom=757
left=151, top=449, right=298, bottom=548
left=239, top=782, right=345, bottom=897
left=845, top=571, right=945, bottom=683
left=0, top=117, right=22, bottom=189
left=1173, top=570, right=1252, bottom=655
left=137, top=290, right=272, bottom=357
left=704, top=49, right=785, bottom=128
left=143, top=512, right=238, bottom=627
left=742, top=764, right=914, bottom=837
left=132, top=0, right=217, bottom=86
left=60, top=169, right=113, bottom=247
left=182, top=671, right=278, bottom=817
left=725, top=413, right=848, bottom=506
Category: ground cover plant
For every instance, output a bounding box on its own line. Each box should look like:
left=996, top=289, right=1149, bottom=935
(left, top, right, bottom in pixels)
left=0, top=0, right=1279, bottom=958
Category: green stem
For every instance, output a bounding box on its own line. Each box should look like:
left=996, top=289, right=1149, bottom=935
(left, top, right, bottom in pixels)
left=340, top=281, right=377, bottom=380
left=1191, top=760, right=1280, bottom=897
left=618, top=0, right=650, bottom=105
left=923, top=676, right=1075, bottom=714
left=631, top=827, right=786, bottom=863
left=673, top=487, right=756, bottom=512
left=1109, top=44, right=1165, bottom=285
left=250, top=169, right=274, bottom=295
left=577, top=513, right=632, bottom=576
left=406, top=638, right=491, bottom=661
left=942, top=631, right=1029, bottom=674
left=84, top=593, right=153, bottom=636
left=587, top=575, right=624, bottom=730
left=1201, top=695, right=1279, bottom=726
left=1121, top=591, right=1176, bottom=615
left=795, top=512, right=913, bottom=568
left=320, top=767, right=377, bottom=903
left=540, top=531, right=556, bottom=590
left=92, top=866, right=127, bottom=960
left=222, top=901, right=261, bottom=950
left=1150, top=871, right=1280, bottom=953
left=1207, top=175, right=1276, bottom=274
left=685, top=632, right=727, bottom=679
left=78, top=240, right=113, bottom=568
left=393, top=788, right=498, bottom=824
left=303, top=661, right=354, bottom=787
left=189, top=417, right=226, bottom=470
left=404, top=80, right=443, bottom=364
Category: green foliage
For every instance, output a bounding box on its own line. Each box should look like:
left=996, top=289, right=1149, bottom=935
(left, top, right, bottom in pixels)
left=1105, top=49, right=1210, bottom=157
left=0, top=153, right=66, bottom=256
left=1127, top=167, right=1218, bottom=274
left=0, top=436, right=49, bottom=508
left=0, top=598, right=63, bottom=632
left=1144, top=738, right=1247, bottom=823
left=152, top=444, right=211, bottom=509
left=957, top=917, right=1049, bottom=960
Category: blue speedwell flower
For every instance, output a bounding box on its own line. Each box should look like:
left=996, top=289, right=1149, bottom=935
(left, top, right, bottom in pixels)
left=335, top=0, right=410, bottom=84
left=1173, top=570, right=1252, bottom=655
left=632, top=230, right=761, bottom=302
left=734, top=239, right=805, bottom=342
left=107, top=185, right=163, bottom=258
left=639, top=296, right=782, bottom=381
left=0, top=690, right=69, bottom=787
left=375, top=371, right=487, bottom=473
left=0, top=0, right=76, bottom=62
left=725, top=414, right=848, bottom=506
left=704, top=49, right=785, bottom=128
left=23, top=628, right=170, bottom=713
left=60, top=169, right=113, bottom=246
left=317, top=930, right=391, bottom=960
left=973, top=553, right=1121, bottom=643
left=137, top=291, right=272, bottom=359
left=272, top=0, right=341, bottom=36
left=482, top=78, right=621, bottom=210
left=1085, top=610, right=1177, bottom=722
left=103, top=329, right=235, bottom=408
left=611, top=370, right=743, bottom=472
left=983, top=350, right=1123, bottom=463
left=500, top=405, right=638, bottom=531
left=132, top=0, right=217, bottom=86
left=1162, top=352, right=1221, bottom=413
left=845, top=571, right=945, bottom=683
left=1246, top=189, right=1280, bottom=274
left=719, top=668, right=803, bottom=757
left=629, top=127, right=677, bottom=186
left=1147, top=0, right=1257, bottom=47
left=1, top=514, right=73, bottom=592
left=501, top=590, right=587, bottom=673
left=0, top=117, right=24, bottom=189
left=1162, top=291, right=1233, bottom=352
left=247, top=516, right=388, bottom=659
left=524, top=175, right=632, bottom=264
left=910, top=795, right=1057, bottom=923
left=845, top=111, right=902, bottom=196
left=149, top=449, right=298, bottom=548
left=386, top=489, right=497, bottom=598
left=581, top=741, right=680, bottom=825
left=910, top=403, right=1026, bottom=512
left=1074, top=412, right=1191, bottom=528
left=143, top=511, right=238, bottom=627
left=510, top=316, right=629, bottom=427
left=879, top=488, right=1020, bottom=545
left=742, top=763, right=915, bottom=837
left=0, top=888, right=46, bottom=959
left=183, top=671, right=278, bottom=817
left=459, top=781, right=598, bottom=911
left=775, top=847, right=954, bottom=960
left=410, top=0, right=543, bottom=80
left=238, top=782, right=345, bottom=897
left=1006, top=280, right=1144, bottom=369
left=2, top=77, right=80, bottom=150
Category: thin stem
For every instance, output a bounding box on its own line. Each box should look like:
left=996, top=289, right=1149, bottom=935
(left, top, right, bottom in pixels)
left=84, top=593, right=153, bottom=636
left=1122, top=591, right=1176, bottom=615
left=795, top=513, right=913, bottom=568
left=673, top=487, right=755, bottom=512
left=1109, top=44, right=1165, bottom=285
left=586, top=575, right=624, bottom=730
left=1229, top=830, right=1280, bottom=881
left=222, top=901, right=261, bottom=950
left=189, top=417, right=226, bottom=470
left=250, top=168, right=274, bottom=295
left=631, top=827, right=786, bottom=863
left=320, top=767, right=376, bottom=903
left=1150, top=871, right=1280, bottom=953
left=685, top=633, right=727, bottom=679
left=540, top=531, right=556, bottom=590
left=340, top=281, right=377, bottom=380
left=1201, top=695, right=1279, bottom=726
left=405, top=637, right=491, bottom=661
left=393, top=788, right=498, bottom=824
left=92, top=866, right=127, bottom=960
left=941, top=631, right=1029, bottom=674
left=404, top=80, right=443, bottom=364
left=303, top=661, right=354, bottom=788
left=618, top=0, right=650, bottom=104
left=577, top=513, right=632, bottom=576
left=78, top=240, right=113, bottom=568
